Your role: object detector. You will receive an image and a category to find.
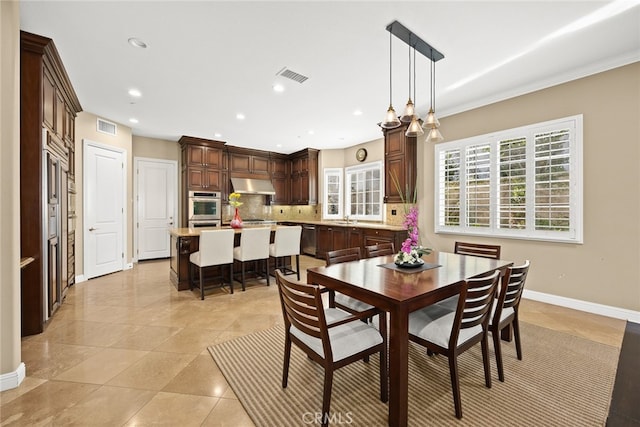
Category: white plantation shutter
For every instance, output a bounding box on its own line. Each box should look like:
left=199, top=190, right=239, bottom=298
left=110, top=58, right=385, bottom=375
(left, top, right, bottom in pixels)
left=345, top=161, right=383, bottom=221
left=438, top=149, right=461, bottom=226
left=465, top=144, right=491, bottom=228
left=499, top=137, right=527, bottom=230
left=434, top=115, right=582, bottom=243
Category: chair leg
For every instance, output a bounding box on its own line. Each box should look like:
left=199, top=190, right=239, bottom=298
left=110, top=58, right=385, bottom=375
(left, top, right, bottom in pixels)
left=228, top=264, right=234, bottom=294
left=513, top=317, right=523, bottom=360
left=321, top=368, right=334, bottom=427
left=241, top=262, right=246, bottom=291
left=199, top=266, right=204, bottom=300
left=448, top=355, right=463, bottom=419
left=492, top=328, right=505, bottom=382
left=282, top=335, right=292, bottom=388
left=379, top=312, right=388, bottom=403
left=265, top=259, right=270, bottom=286
left=481, top=334, right=492, bottom=389
left=295, top=254, right=300, bottom=281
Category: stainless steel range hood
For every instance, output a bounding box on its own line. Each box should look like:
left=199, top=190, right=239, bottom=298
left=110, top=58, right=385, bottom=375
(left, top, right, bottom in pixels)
left=230, top=177, right=276, bottom=195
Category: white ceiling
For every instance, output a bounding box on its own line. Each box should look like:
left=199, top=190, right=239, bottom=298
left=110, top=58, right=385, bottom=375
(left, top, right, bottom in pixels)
left=19, top=1, right=640, bottom=154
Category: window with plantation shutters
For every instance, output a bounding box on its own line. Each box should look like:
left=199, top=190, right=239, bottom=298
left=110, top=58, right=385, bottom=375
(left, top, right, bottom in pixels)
left=434, top=115, right=583, bottom=243
left=345, top=161, right=383, bottom=221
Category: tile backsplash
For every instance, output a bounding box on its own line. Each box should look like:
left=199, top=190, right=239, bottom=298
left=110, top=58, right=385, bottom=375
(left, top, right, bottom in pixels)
left=222, top=193, right=407, bottom=225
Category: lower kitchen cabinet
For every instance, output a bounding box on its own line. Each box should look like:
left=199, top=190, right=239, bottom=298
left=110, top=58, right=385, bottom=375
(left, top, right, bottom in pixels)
left=316, top=225, right=347, bottom=260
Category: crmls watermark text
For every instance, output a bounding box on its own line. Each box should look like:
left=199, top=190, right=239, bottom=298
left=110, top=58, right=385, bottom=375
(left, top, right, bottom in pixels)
left=302, top=412, right=354, bottom=425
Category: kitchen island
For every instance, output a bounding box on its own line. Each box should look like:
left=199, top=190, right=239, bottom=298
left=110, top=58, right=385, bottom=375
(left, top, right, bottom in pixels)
left=169, top=221, right=408, bottom=291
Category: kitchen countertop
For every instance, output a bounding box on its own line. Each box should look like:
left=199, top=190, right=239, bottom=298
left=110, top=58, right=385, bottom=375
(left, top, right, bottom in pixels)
left=170, top=220, right=404, bottom=237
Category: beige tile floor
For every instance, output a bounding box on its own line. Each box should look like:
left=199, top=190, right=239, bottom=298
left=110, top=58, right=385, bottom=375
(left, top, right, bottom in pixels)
left=1, top=256, right=626, bottom=426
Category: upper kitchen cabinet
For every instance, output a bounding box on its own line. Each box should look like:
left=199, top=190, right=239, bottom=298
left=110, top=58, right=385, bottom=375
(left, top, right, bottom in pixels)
left=382, top=123, right=417, bottom=203
left=270, top=153, right=290, bottom=205
left=20, top=31, right=82, bottom=336
left=228, top=147, right=270, bottom=177
left=289, top=148, right=318, bottom=205
left=179, top=136, right=226, bottom=192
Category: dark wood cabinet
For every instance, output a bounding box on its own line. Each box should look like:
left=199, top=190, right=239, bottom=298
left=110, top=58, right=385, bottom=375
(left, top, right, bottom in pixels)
left=180, top=136, right=227, bottom=225
left=289, top=148, right=318, bottom=205
left=181, top=136, right=226, bottom=193
left=362, top=228, right=405, bottom=252
left=346, top=226, right=363, bottom=251
left=20, top=31, right=82, bottom=336
left=383, top=124, right=417, bottom=203
left=270, top=154, right=290, bottom=205
left=229, top=149, right=270, bottom=177
left=316, top=225, right=347, bottom=260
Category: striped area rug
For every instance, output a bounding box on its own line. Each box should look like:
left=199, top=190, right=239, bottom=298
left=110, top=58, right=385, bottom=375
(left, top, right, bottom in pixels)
left=208, top=322, right=618, bottom=426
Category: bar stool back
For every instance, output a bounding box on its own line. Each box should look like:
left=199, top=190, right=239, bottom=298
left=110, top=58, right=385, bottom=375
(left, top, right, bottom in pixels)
left=269, top=226, right=302, bottom=280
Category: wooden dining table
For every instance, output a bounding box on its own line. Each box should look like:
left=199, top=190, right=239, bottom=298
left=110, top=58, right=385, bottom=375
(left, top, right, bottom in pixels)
left=306, top=251, right=513, bottom=427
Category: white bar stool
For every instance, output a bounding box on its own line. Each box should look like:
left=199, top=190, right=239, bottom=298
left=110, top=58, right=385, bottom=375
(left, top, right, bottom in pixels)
left=189, top=229, right=235, bottom=300
left=233, top=227, right=271, bottom=291
left=269, top=225, right=302, bottom=280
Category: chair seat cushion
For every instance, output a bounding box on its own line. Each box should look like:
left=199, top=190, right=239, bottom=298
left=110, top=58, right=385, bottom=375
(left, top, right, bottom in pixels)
left=290, top=308, right=383, bottom=362
left=189, top=251, right=201, bottom=266
left=490, top=305, right=515, bottom=326
left=335, top=293, right=374, bottom=312
left=409, top=306, right=483, bottom=348
left=435, top=295, right=458, bottom=311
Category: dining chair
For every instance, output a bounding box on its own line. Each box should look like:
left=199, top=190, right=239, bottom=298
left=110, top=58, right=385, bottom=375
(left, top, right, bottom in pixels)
left=364, top=242, right=395, bottom=258
left=269, top=225, right=302, bottom=280
left=408, top=270, right=501, bottom=419
left=454, top=241, right=501, bottom=259
left=189, top=229, right=235, bottom=300
left=490, top=260, right=530, bottom=382
left=233, top=227, right=271, bottom=291
left=275, top=270, right=388, bottom=427
left=325, top=248, right=373, bottom=314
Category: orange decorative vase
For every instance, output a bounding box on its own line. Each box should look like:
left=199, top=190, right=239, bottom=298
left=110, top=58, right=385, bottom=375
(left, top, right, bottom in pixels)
left=230, top=207, right=243, bottom=229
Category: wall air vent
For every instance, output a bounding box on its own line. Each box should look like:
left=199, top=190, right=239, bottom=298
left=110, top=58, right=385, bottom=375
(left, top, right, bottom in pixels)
left=276, top=67, right=309, bottom=84
left=96, top=118, right=117, bottom=136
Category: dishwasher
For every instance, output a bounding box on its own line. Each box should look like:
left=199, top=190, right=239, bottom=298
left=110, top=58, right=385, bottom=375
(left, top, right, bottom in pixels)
left=301, top=224, right=316, bottom=256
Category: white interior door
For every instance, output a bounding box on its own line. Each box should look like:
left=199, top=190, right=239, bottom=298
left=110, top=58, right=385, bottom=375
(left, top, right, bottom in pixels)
left=135, top=158, right=176, bottom=260
left=84, top=141, right=125, bottom=279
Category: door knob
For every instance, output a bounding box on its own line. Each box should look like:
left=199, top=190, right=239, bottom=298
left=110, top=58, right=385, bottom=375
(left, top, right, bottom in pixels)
left=89, top=227, right=97, bottom=231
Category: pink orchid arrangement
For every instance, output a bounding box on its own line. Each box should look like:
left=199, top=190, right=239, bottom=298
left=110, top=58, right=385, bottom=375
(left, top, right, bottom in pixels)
left=401, top=205, right=419, bottom=254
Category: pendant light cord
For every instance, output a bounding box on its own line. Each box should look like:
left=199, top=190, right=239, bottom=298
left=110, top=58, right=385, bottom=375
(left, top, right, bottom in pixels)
left=389, top=31, right=393, bottom=105
left=413, top=47, right=417, bottom=106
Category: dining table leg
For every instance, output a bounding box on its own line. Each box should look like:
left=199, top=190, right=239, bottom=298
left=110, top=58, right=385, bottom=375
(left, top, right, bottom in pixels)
left=388, top=306, right=409, bottom=427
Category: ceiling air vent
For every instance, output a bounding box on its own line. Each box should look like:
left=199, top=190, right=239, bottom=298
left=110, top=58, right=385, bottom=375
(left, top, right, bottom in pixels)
left=276, top=67, right=309, bottom=84
left=96, top=118, right=117, bottom=136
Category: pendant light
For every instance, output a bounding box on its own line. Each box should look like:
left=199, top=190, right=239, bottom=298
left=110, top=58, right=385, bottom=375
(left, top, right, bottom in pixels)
left=400, top=44, right=415, bottom=123
left=424, top=48, right=443, bottom=142
left=406, top=47, right=424, bottom=137
left=381, top=31, right=401, bottom=129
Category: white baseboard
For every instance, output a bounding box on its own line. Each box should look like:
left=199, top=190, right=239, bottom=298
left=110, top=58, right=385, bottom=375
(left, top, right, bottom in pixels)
left=75, top=274, right=86, bottom=283
left=125, top=262, right=133, bottom=270
left=0, top=362, right=25, bottom=392
left=523, top=290, right=640, bottom=323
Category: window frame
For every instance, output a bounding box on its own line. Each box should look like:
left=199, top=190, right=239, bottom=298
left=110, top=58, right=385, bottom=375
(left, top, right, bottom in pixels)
left=434, top=115, right=583, bottom=243
left=345, top=161, right=384, bottom=221
left=322, top=167, right=343, bottom=220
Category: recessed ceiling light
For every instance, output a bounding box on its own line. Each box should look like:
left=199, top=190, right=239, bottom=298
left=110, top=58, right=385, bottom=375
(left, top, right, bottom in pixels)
left=214, top=133, right=222, bottom=138
left=276, top=144, right=282, bottom=148
left=273, top=83, right=285, bottom=93
left=236, top=113, right=245, bottom=120
left=129, top=118, right=139, bottom=124
left=128, top=89, right=142, bottom=97
left=353, top=110, right=363, bottom=116
left=128, top=37, right=147, bottom=49
left=308, top=130, right=314, bottom=135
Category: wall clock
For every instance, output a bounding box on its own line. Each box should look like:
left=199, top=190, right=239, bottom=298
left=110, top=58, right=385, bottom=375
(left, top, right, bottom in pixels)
left=356, top=148, right=368, bottom=162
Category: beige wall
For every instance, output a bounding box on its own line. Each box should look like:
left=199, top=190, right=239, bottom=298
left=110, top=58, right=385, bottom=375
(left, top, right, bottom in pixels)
left=75, top=112, right=133, bottom=277
left=421, top=62, right=640, bottom=311
left=0, top=0, right=22, bottom=379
